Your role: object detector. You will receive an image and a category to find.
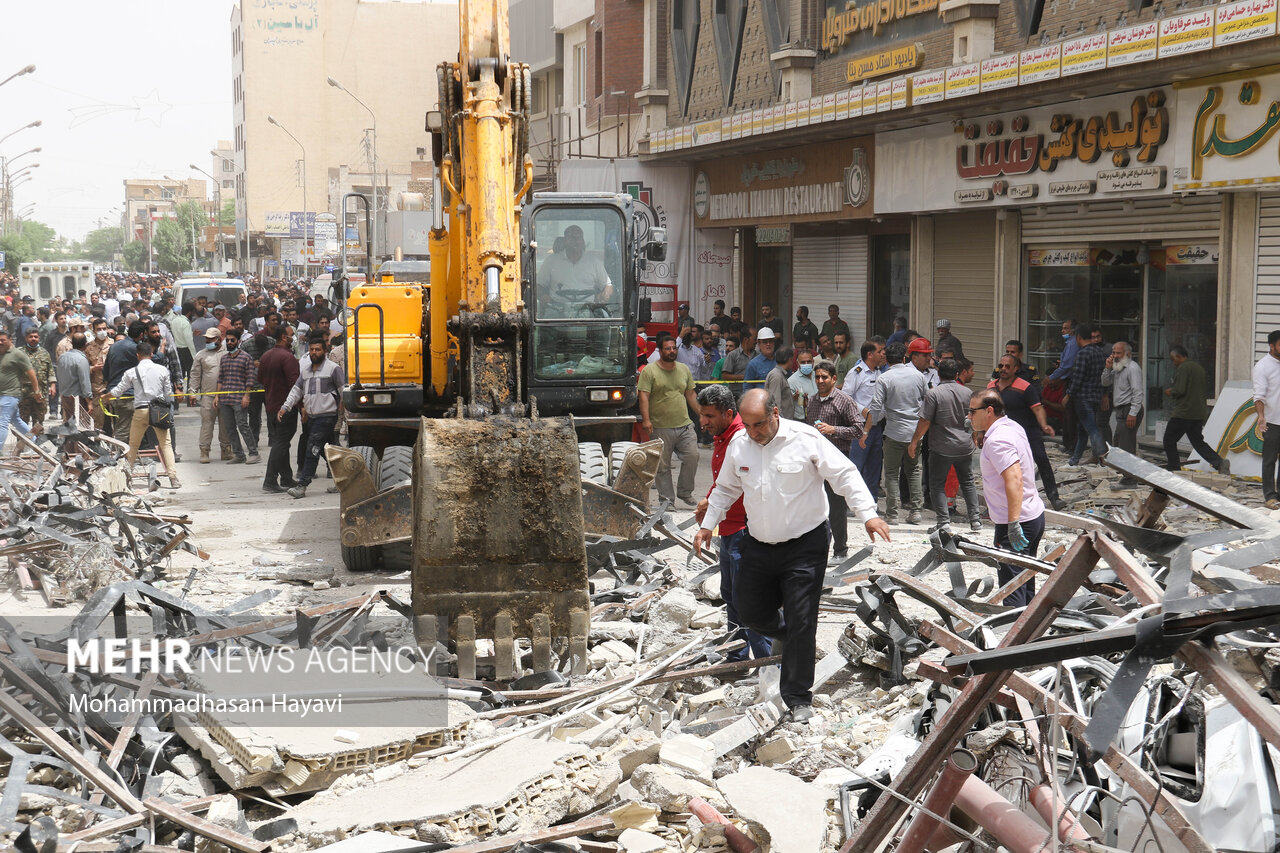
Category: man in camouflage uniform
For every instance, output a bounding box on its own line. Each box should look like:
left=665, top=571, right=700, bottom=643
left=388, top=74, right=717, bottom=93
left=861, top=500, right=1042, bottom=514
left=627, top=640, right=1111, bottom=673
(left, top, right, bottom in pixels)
left=19, top=327, right=53, bottom=434
left=85, top=317, right=113, bottom=431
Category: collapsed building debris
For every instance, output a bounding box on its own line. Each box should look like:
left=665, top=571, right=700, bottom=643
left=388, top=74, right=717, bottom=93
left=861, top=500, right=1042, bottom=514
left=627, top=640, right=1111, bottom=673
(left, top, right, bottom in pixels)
left=5, top=435, right=1280, bottom=851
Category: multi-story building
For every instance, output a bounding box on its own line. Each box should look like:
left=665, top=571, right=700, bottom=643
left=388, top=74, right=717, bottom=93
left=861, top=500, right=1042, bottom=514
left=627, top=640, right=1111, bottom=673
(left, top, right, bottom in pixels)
left=229, top=0, right=458, bottom=275
left=124, top=178, right=213, bottom=274
left=642, top=0, right=1280, bottom=460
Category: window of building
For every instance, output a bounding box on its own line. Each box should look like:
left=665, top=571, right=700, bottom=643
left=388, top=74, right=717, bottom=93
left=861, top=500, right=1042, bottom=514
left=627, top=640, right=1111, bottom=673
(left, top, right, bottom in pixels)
left=162, top=189, right=175, bottom=200
left=531, top=77, right=546, bottom=115
left=37, top=276, right=52, bottom=300
left=671, top=0, right=700, bottom=117
left=594, top=30, right=603, bottom=99
left=574, top=43, right=587, bottom=106
left=713, top=0, right=748, bottom=106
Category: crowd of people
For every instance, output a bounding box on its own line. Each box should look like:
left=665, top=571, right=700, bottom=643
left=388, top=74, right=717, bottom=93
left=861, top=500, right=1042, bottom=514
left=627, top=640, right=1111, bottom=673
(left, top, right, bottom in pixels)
left=648, top=300, right=1278, bottom=724
left=0, top=270, right=346, bottom=496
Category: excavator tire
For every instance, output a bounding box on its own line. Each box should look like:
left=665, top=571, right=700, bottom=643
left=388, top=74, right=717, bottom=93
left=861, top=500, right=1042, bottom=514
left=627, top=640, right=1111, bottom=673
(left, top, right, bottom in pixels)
left=412, top=417, right=589, bottom=640
left=378, top=444, right=416, bottom=571
left=578, top=441, right=607, bottom=485
left=341, top=446, right=381, bottom=572
left=607, top=441, right=637, bottom=486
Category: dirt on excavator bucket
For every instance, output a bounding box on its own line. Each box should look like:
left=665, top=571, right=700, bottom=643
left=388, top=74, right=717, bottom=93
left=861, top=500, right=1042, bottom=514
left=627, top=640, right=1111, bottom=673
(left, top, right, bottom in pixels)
left=411, top=416, right=590, bottom=641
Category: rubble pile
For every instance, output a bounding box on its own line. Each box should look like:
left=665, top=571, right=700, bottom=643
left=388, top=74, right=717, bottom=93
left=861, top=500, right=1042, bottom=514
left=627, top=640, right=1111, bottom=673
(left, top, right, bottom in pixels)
left=4, top=447, right=1280, bottom=851
left=0, top=427, right=206, bottom=605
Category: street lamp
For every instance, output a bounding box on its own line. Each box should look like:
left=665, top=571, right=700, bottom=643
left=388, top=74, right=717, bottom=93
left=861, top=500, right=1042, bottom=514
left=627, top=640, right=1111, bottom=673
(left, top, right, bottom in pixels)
left=2, top=163, right=38, bottom=235
left=0, top=65, right=35, bottom=90
left=0, top=120, right=41, bottom=148
left=327, top=76, right=378, bottom=265
left=267, top=115, right=308, bottom=274
left=190, top=163, right=222, bottom=270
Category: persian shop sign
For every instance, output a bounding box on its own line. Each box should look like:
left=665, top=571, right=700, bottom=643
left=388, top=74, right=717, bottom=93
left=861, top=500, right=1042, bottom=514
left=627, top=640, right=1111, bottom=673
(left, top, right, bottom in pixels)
left=1175, top=70, right=1280, bottom=190
left=874, top=89, right=1175, bottom=213
left=821, top=0, right=946, bottom=55
left=846, top=44, right=922, bottom=82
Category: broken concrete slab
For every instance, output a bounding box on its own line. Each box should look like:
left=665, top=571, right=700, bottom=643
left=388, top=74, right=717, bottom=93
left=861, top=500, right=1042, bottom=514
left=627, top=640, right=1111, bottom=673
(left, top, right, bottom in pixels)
left=630, top=764, right=727, bottom=813
left=648, top=587, right=697, bottom=633
left=659, top=733, right=717, bottom=783
left=753, top=736, right=796, bottom=766
left=618, top=827, right=670, bottom=852
left=717, top=766, right=829, bottom=853
left=602, top=731, right=662, bottom=779
left=287, top=736, right=620, bottom=845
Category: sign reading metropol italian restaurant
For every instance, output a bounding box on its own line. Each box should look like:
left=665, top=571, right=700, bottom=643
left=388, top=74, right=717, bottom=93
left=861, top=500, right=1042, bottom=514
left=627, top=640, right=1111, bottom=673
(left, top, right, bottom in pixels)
left=875, top=88, right=1175, bottom=213
left=694, top=139, right=875, bottom=227
left=820, top=0, right=946, bottom=57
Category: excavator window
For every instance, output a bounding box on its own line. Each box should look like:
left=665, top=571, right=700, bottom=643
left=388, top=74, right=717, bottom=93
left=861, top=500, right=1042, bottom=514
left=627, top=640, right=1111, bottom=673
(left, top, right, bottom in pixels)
left=530, top=207, right=629, bottom=380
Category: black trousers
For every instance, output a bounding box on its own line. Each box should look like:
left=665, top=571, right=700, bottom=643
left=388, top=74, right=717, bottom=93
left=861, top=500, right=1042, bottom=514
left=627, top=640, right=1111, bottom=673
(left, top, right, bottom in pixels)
left=993, top=513, right=1045, bottom=608
left=1024, top=426, right=1057, bottom=498
left=735, top=521, right=830, bottom=709
left=825, top=483, right=847, bottom=554
left=1163, top=417, right=1222, bottom=471
left=265, top=409, right=298, bottom=487
left=1264, top=421, right=1280, bottom=502
left=247, top=389, right=265, bottom=445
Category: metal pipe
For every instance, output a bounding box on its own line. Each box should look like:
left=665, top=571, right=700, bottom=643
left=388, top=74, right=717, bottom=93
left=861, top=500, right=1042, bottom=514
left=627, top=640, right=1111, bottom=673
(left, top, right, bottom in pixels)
left=688, top=798, right=758, bottom=853
left=1030, top=784, right=1092, bottom=843
left=952, top=774, right=1054, bottom=853
left=897, top=749, right=978, bottom=853
left=484, top=266, right=500, bottom=303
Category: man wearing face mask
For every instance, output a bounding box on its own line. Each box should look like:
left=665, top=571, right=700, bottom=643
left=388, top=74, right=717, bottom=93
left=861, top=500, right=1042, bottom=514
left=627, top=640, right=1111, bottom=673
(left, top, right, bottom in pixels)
left=85, top=318, right=113, bottom=431
left=189, top=327, right=233, bottom=463
left=144, top=321, right=184, bottom=458
left=788, top=348, right=818, bottom=420
left=280, top=335, right=344, bottom=499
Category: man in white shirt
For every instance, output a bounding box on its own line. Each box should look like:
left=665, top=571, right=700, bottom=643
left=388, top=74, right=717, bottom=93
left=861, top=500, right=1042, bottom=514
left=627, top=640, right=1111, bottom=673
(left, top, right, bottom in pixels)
left=1255, top=329, right=1280, bottom=509
left=1102, top=340, right=1145, bottom=488
left=693, top=389, right=890, bottom=723
left=844, top=337, right=886, bottom=498
left=107, top=341, right=179, bottom=489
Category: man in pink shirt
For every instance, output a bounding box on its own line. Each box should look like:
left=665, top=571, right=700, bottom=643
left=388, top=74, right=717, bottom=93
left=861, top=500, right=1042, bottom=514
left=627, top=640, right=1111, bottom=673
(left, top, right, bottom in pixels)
left=969, top=389, right=1045, bottom=607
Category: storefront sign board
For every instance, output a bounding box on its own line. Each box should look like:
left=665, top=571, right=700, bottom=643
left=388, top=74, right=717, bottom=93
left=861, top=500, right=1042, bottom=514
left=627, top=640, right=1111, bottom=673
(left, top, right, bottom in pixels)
left=1174, top=69, right=1280, bottom=190
left=1107, top=22, right=1158, bottom=67
left=1214, top=0, right=1277, bottom=46
left=1019, top=44, right=1061, bottom=85
left=1157, top=9, right=1215, bottom=57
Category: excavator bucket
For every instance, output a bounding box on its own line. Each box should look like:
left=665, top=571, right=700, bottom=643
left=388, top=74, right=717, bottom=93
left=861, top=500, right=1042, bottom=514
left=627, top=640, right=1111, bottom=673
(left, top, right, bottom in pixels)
left=411, top=416, right=590, bottom=677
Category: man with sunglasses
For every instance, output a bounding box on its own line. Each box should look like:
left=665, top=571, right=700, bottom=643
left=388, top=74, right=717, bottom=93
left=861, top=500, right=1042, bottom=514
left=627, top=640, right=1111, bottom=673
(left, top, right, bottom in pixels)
left=968, top=389, right=1045, bottom=608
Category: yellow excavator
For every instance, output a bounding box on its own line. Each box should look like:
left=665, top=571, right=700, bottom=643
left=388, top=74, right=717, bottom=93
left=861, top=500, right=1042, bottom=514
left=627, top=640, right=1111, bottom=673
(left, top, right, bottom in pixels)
left=325, top=0, right=666, bottom=677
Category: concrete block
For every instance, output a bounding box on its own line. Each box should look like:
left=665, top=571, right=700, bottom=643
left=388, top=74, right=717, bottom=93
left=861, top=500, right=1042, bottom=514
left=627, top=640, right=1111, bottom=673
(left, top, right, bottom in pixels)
left=630, top=764, right=727, bottom=813
left=610, top=801, right=661, bottom=832
left=591, top=620, right=648, bottom=642
left=589, top=638, right=635, bottom=668
left=718, top=766, right=829, bottom=853
left=618, top=828, right=670, bottom=852
left=754, top=736, right=797, bottom=766
left=602, top=730, right=662, bottom=779
left=659, top=733, right=717, bottom=783
left=687, top=687, right=728, bottom=712
left=689, top=605, right=726, bottom=629
left=288, top=737, right=619, bottom=844
left=648, top=587, right=697, bottom=633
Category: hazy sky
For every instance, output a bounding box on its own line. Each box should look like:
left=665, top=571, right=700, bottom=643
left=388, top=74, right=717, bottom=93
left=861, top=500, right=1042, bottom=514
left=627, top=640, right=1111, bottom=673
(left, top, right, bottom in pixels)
left=3, top=0, right=236, bottom=242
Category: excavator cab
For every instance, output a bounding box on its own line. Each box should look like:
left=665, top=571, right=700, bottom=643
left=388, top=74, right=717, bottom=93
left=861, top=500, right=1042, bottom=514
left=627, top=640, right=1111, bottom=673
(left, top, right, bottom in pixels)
left=524, top=193, right=649, bottom=421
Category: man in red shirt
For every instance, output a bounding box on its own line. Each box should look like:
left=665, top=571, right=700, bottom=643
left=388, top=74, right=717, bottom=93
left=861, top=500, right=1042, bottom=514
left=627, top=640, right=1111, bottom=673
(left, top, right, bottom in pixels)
left=257, top=325, right=301, bottom=492
left=694, top=383, right=773, bottom=661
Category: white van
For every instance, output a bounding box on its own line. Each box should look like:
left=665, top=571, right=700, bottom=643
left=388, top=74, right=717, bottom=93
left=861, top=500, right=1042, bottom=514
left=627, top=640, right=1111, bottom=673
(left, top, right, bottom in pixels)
left=311, top=272, right=366, bottom=305
left=173, top=276, right=247, bottom=310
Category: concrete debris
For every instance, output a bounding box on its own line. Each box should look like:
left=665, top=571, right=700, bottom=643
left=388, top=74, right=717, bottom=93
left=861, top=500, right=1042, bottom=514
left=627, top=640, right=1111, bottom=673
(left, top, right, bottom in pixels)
left=7, top=443, right=1280, bottom=853
left=718, top=766, right=830, bottom=853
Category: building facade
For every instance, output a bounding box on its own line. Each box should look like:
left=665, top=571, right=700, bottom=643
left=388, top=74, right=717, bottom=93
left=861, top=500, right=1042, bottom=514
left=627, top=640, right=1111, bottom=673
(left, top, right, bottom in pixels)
left=230, top=0, right=458, bottom=275
left=643, top=0, right=1280, bottom=442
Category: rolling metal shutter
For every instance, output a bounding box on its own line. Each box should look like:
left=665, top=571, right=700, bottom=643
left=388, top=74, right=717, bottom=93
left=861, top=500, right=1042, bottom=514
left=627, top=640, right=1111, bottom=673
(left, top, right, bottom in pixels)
left=1257, top=195, right=1280, bottom=360
left=792, top=234, right=869, bottom=342
left=1020, top=196, right=1221, bottom=244
left=934, top=213, right=996, bottom=378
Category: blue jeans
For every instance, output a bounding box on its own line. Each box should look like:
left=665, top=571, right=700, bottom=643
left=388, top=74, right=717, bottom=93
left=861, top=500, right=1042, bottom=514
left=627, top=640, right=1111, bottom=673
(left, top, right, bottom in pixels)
left=720, top=529, right=773, bottom=660
left=0, top=395, right=33, bottom=449
left=1071, top=398, right=1106, bottom=462
left=850, top=421, right=884, bottom=501
left=298, top=414, right=337, bottom=486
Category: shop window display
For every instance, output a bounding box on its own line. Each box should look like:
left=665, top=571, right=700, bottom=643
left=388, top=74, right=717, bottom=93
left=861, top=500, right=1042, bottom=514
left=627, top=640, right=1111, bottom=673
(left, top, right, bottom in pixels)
left=1024, top=245, right=1218, bottom=439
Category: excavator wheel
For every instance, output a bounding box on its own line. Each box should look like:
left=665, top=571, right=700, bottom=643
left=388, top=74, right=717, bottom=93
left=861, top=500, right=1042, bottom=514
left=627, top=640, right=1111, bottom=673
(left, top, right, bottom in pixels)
left=411, top=417, right=590, bottom=655
left=340, top=446, right=382, bottom=572
left=578, top=441, right=607, bottom=485
left=379, top=445, right=415, bottom=571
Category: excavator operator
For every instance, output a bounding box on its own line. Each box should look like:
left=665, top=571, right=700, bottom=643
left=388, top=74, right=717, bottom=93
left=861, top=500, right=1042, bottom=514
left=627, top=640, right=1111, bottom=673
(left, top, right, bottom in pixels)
left=539, top=225, right=615, bottom=318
